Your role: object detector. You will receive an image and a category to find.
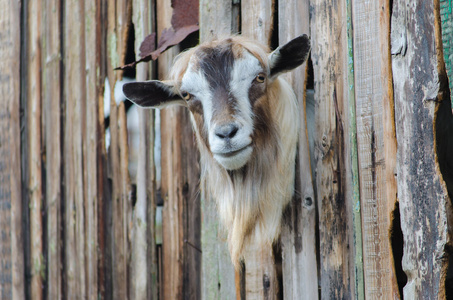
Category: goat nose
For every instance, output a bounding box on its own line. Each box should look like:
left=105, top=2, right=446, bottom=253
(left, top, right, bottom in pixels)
left=215, top=124, right=239, bottom=139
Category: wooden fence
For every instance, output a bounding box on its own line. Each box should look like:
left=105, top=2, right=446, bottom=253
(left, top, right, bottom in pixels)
left=1, top=0, right=453, bottom=299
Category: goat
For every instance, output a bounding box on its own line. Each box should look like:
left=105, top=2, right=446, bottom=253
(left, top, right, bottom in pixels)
left=123, top=35, right=311, bottom=267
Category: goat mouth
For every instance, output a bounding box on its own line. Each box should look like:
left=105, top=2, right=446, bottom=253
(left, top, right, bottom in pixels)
left=214, top=145, right=252, bottom=158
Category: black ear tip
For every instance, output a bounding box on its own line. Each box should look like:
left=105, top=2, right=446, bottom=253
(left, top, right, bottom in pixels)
left=295, top=34, right=311, bottom=48
left=297, top=34, right=310, bottom=42
left=122, top=82, right=136, bottom=99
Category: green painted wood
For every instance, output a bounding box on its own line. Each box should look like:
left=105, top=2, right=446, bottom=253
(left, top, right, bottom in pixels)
left=346, top=0, right=365, bottom=298
left=440, top=0, right=453, bottom=112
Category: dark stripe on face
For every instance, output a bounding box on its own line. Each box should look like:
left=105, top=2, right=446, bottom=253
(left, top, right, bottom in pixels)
left=197, top=42, right=235, bottom=90
left=197, top=42, right=237, bottom=123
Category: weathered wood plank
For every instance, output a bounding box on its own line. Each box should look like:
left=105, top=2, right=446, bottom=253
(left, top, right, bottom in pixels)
left=345, top=0, right=365, bottom=298
left=199, top=0, right=233, bottom=41
left=26, top=0, right=44, bottom=298
left=131, top=0, right=157, bottom=299
left=310, top=0, right=353, bottom=298
left=351, top=0, right=399, bottom=298
left=118, top=100, right=133, bottom=300
left=241, top=0, right=274, bottom=45
left=42, top=0, right=62, bottom=297
left=391, top=0, right=452, bottom=298
left=84, top=0, right=102, bottom=298
left=199, top=1, right=237, bottom=299
left=63, top=0, right=87, bottom=297
left=106, top=1, right=132, bottom=298
left=96, top=3, right=108, bottom=298
left=157, top=1, right=183, bottom=299
left=278, top=0, right=318, bottom=299
left=0, top=1, right=25, bottom=299
left=157, top=1, right=202, bottom=299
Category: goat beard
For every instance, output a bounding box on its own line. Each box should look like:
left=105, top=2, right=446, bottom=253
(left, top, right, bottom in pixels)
left=194, top=78, right=300, bottom=269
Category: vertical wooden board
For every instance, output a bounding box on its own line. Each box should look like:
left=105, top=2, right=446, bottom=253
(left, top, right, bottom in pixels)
left=118, top=100, right=132, bottom=300
left=146, top=110, right=159, bottom=300
left=180, top=105, right=202, bottom=300
left=96, top=3, right=108, bottom=298
left=63, top=0, right=87, bottom=298
left=241, top=0, right=274, bottom=45
left=391, top=0, right=452, bottom=298
left=157, top=1, right=183, bottom=299
left=131, top=0, right=157, bottom=299
left=84, top=0, right=102, bottom=298
left=278, top=0, right=319, bottom=299
left=26, top=1, right=44, bottom=299
left=351, top=0, right=399, bottom=298
left=345, top=0, right=365, bottom=298
left=199, top=1, right=238, bottom=299
left=310, top=0, right=353, bottom=298
left=42, top=0, right=62, bottom=298
left=0, top=1, right=25, bottom=299
left=199, top=0, right=233, bottom=41
left=156, top=1, right=202, bottom=299
left=106, top=1, right=132, bottom=298
left=160, top=101, right=184, bottom=300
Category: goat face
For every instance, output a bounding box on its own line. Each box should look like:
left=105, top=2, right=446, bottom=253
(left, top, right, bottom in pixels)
left=123, top=35, right=310, bottom=170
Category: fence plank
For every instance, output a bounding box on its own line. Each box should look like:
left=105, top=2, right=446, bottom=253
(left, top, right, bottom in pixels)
left=0, top=1, right=25, bottom=299
left=84, top=1, right=103, bottom=298
left=42, top=0, right=62, bottom=298
left=241, top=0, right=274, bottom=45
left=199, top=1, right=238, bottom=299
left=278, top=1, right=318, bottom=299
left=156, top=1, right=181, bottom=299
left=156, top=1, right=202, bottom=299
left=391, top=0, right=452, bottom=298
left=310, top=0, right=353, bottom=298
left=345, top=0, right=365, bottom=298
left=26, top=0, right=44, bottom=299
left=106, top=1, right=132, bottom=298
left=131, top=0, right=158, bottom=299
left=351, top=0, right=399, bottom=298
left=63, top=0, right=87, bottom=297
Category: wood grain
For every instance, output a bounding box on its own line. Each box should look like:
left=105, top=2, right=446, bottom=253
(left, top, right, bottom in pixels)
left=0, top=1, right=24, bottom=299
left=241, top=0, right=274, bottom=45
left=131, top=0, right=158, bottom=299
left=157, top=0, right=202, bottom=299
left=310, top=0, right=353, bottom=298
left=84, top=1, right=102, bottom=298
left=345, top=0, right=365, bottom=297
left=352, top=0, right=399, bottom=298
left=43, top=0, right=62, bottom=298
left=106, top=1, right=132, bottom=298
left=392, top=0, right=453, bottom=298
left=278, top=0, right=318, bottom=299
left=26, top=0, right=44, bottom=298
left=63, top=0, right=87, bottom=297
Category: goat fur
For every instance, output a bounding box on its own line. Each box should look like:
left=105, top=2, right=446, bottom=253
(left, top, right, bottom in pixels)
left=169, top=37, right=301, bottom=265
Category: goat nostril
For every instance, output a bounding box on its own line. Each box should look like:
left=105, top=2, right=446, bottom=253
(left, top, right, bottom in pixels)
left=215, top=124, right=239, bottom=139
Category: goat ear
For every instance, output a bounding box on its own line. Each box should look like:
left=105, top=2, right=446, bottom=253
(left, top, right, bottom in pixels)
left=269, top=34, right=311, bottom=77
left=122, top=80, right=186, bottom=108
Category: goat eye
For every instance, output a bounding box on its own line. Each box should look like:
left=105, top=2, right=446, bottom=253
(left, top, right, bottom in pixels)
left=255, top=74, right=266, bottom=83
left=181, top=91, right=192, bottom=101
